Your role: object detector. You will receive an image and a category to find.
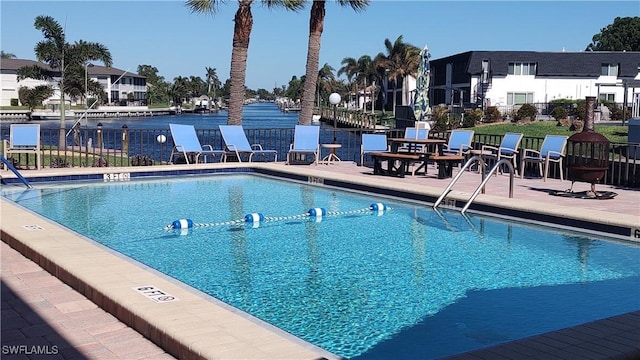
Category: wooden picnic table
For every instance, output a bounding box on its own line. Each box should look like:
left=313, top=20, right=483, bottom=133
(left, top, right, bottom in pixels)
left=372, top=138, right=465, bottom=178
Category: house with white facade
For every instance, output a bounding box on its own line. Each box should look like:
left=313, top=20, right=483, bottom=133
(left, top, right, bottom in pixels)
left=0, top=58, right=147, bottom=107
left=428, top=51, right=640, bottom=114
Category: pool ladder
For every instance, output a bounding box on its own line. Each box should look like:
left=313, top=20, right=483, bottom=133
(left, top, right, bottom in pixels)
left=1, top=155, right=32, bottom=189
left=433, top=155, right=514, bottom=214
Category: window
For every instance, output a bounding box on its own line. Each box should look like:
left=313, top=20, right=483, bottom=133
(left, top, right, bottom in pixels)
left=508, top=62, right=536, bottom=75
left=599, top=93, right=615, bottom=102
left=507, top=92, right=534, bottom=105
left=601, top=63, right=618, bottom=76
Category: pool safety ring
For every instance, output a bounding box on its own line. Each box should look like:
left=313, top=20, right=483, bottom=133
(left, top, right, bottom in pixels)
left=164, top=203, right=389, bottom=232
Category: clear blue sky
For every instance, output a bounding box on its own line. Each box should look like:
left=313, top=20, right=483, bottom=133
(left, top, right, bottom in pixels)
left=1, top=1, right=638, bottom=91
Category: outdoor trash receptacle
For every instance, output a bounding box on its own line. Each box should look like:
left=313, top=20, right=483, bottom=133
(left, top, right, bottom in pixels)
left=628, top=118, right=640, bottom=160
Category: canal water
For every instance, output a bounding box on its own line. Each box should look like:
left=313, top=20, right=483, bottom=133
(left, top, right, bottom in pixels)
left=16, top=102, right=301, bottom=130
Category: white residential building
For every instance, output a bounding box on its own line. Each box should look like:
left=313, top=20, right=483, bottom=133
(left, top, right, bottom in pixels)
left=428, top=51, right=640, bottom=113
left=0, top=58, right=147, bottom=107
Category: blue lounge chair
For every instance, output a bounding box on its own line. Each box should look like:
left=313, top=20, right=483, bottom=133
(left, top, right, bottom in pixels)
left=219, top=125, right=277, bottom=162
left=398, top=127, right=429, bottom=153
left=442, top=129, right=474, bottom=156
left=286, top=125, right=320, bottom=165
left=3, top=124, right=41, bottom=170
left=520, top=135, right=568, bottom=181
left=481, top=132, right=523, bottom=173
left=360, top=133, right=389, bottom=166
left=169, top=123, right=224, bottom=164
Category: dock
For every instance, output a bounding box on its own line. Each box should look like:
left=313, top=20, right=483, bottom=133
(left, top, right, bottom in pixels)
left=0, top=107, right=175, bottom=121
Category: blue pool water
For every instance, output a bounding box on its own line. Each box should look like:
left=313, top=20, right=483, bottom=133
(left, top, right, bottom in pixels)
left=3, top=174, right=639, bottom=359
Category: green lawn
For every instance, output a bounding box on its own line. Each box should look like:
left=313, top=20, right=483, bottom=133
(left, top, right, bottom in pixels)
left=471, top=121, right=628, bottom=143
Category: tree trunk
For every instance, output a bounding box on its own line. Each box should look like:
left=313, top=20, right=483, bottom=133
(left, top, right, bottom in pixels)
left=58, top=59, right=66, bottom=150
left=299, top=1, right=325, bottom=125
left=228, top=2, right=253, bottom=126
left=371, top=80, right=376, bottom=114
left=392, top=83, right=398, bottom=116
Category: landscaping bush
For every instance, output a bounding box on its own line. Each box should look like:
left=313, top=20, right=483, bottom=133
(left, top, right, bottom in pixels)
left=550, top=106, right=568, bottom=121
left=50, top=157, right=69, bottom=168
left=462, top=109, right=483, bottom=128
left=10, top=98, right=19, bottom=106
left=574, top=101, right=586, bottom=120
left=92, top=157, right=109, bottom=167
left=604, top=102, right=631, bottom=121
left=131, top=154, right=154, bottom=166
left=484, top=106, right=501, bottom=123
left=515, top=103, right=538, bottom=122
left=431, top=105, right=451, bottom=131
left=570, top=120, right=584, bottom=132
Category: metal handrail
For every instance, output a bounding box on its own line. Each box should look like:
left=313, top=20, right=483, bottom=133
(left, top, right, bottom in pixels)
left=433, top=155, right=485, bottom=209
left=461, top=158, right=515, bottom=214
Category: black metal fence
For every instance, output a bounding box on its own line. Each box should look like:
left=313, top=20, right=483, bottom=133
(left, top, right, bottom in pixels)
left=2, top=127, right=638, bottom=188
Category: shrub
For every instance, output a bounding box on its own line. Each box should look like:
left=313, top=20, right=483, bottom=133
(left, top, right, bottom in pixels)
left=557, top=118, right=572, bottom=127
left=462, top=109, right=482, bottom=128
left=550, top=106, right=568, bottom=121
left=515, top=103, right=538, bottom=122
left=92, top=157, right=109, bottom=167
left=574, top=101, right=586, bottom=120
left=605, top=102, right=631, bottom=121
left=570, top=120, right=584, bottom=132
left=10, top=98, right=19, bottom=106
left=131, top=155, right=154, bottom=166
left=484, top=106, right=501, bottom=123
left=431, top=105, right=451, bottom=131
left=50, top=157, right=69, bottom=168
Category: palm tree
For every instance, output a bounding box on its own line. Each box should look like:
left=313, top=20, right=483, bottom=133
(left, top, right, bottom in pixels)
left=298, top=0, right=369, bottom=125
left=186, top=0, right=304, bottom=125
left=18, top=85, right=55, bottom=115
left=205, top=66, right=221, bottom=105
left=17, top=16, right=112, bottom=148
left=337, top=56, right=358, bottom=108
left=172, top=76, right=190, bottom=105
left=377, top=35, right=420, bottom=116
left=315, top=63, right=335, bottom=107
left=354, top=55, right=378, bottom=113
left=1, top=51, right=17, bottom=59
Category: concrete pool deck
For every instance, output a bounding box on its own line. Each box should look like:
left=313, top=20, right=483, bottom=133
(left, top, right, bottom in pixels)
left=1, top=161, right=639, bottom=359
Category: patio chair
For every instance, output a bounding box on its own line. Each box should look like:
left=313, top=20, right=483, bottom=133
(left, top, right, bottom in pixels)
left=169, top=123, right=224, bottom=164
left=219, top=125, right=277, bottom=162
left=442, top=129, right=474, bottom=156
left=360, top=133, right=389, bottom=166
left=3, top=124, right=41, bottom=170
left=398, top=127, right=429, bottom=152
left=286, top=125, right=320, bottom=165
left=520, top=135, right=568, bottom=181
left=481, top=132, right=523, bottom=173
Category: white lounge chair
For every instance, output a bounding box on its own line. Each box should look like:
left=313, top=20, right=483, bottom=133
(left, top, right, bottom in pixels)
left=286, top=125, right=320, bottom=165
left=169, top=123, right=224, bottom=164
left=219, top=125, right=277, bottom=162
left=3, top=124, right=41, bottom=170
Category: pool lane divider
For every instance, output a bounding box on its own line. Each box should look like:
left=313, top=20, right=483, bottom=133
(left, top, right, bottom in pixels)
left=164, top=203, right=389, bottom=233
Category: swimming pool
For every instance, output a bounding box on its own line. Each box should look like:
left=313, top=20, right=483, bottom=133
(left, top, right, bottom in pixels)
left=2, top=173, right=639, bottom=359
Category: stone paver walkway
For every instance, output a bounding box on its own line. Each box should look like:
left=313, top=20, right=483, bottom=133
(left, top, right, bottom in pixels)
left=1, top=242, right=175, bottom=360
